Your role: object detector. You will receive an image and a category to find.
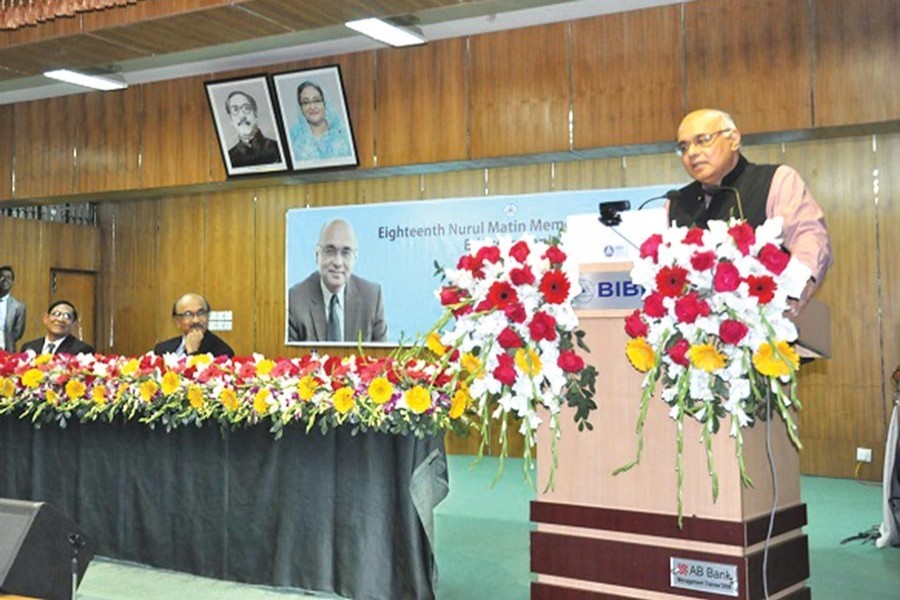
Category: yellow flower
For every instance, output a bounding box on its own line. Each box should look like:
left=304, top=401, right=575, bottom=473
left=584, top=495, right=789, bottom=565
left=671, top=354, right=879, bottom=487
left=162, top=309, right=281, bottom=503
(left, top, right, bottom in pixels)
left=220, top=388, right=239, bottom=412
left=187, top=385, right=204, bottom=409
left=256, top=359, right=276, bottom=376
left=625, top=338, right=655, bottom=372
left=689, top=343, right=726, bottom=372
left=405, top=385, right=431, bottom=414
left=65, top=379, right=86, bottom=400
left=161, top=371, right=181, bottom=396
left=450, top=385, right=469, bottom=419
left=426, top=332, right=446, bottom=357
left=253, top=388, right=271, bottom=415
left=46, top=389, right=59, bottom=405
left=753, top=341, right=799, bottom=378
left=514, top=347, right=542, bottom=376
left=333, top=387, right=355, bottom=414
left=139, top=380, right=159, bottom=403
left=461, top=353, right=483, bottom=378
left=188, top=354, right=212, bottom=367
left=34, top=354, right=52, bottom=366
left=92, top=385, right=108, bottom=406
left=368, top=377, right=394, bottom=405
left=115, top=383, right=128, bottom=403
left=22, top=368, right=45, bottom=388
left=297, top=375, right=318, bottom=401
left=122, top=359, right=140, bottom=376
left=0, top=377, right=15, bottom=398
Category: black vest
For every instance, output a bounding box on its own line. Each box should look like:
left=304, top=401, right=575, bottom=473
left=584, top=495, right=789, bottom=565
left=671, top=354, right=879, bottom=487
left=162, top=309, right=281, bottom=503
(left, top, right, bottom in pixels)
left=670, top=155, right=778, bottom=229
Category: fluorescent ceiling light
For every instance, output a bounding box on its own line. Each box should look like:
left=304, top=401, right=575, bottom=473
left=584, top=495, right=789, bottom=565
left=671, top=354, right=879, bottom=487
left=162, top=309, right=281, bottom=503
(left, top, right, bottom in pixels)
left=44, top=69, right=127, bottom=91
left=345, top=18, right=426, bottom=47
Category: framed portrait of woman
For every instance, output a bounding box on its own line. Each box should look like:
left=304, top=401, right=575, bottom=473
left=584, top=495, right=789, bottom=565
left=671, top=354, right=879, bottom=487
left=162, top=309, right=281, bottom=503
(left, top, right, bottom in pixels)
left=205, top=75, right=289, bottom=177
left=271, top=65, right=359, bottom=172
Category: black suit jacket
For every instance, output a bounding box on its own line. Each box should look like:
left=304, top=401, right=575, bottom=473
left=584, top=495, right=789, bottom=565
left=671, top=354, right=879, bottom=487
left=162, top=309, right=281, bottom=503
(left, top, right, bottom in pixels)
left=20, top=335, right=95, bottom=355
left=153, top=330, right=234, bottom=357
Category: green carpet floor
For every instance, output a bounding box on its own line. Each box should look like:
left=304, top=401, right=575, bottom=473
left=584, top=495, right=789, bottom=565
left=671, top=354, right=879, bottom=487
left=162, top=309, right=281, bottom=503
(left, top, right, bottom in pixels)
left=74, top=456, right=900, bottom=600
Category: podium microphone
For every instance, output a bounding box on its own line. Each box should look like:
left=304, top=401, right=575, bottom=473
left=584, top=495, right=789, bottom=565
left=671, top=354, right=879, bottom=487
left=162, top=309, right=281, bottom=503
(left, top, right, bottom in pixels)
left=597, top=200, right=640, bottom=251
left=636, top=189, right=680, bottom=210
left=702, top=184, right=744, bottom=221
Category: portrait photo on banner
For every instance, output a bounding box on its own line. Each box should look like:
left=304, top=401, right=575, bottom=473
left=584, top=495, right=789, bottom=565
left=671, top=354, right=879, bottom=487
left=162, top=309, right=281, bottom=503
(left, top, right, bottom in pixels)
left=271, top=65, right=359, bottom=172
left=205, top=75, right=289, bottom=177
left=284, top=185, right=675, bottom=347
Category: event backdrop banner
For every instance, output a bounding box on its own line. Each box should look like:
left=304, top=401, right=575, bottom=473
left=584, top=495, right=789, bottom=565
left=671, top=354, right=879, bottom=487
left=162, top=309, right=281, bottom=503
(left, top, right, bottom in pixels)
left=284, top=185, right=675, bottom=347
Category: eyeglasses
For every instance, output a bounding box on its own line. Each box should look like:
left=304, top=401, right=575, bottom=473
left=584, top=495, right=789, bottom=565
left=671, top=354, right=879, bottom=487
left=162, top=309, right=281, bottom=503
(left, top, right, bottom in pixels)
left=227, top=103, right=255, bottom=117
left=300, top=97, right=324, bottom=108
left=0, top=274, right=13, bottom=281
left=675, top=129, right=733, bottom=156
left=49, top=310, right=75, bottom=322
left=175, top=309, right=209, bottom=320
left=319, top=245, right=356, bottom=260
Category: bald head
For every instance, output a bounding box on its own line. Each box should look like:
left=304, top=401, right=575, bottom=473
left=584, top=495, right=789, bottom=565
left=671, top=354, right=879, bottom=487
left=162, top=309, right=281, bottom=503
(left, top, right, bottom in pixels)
left=676, top=109, right=742, bottom=186
left=316, top=219, right=358, bottom=293
left=172, top=293, right=211, bottom=335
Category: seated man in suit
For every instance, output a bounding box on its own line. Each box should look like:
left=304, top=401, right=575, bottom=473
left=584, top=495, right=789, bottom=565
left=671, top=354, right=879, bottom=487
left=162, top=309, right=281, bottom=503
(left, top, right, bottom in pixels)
left=288, top=218, right=387, bottom=343
left=20, top=300, right=95, bottom=355
left=153, top=293, right=234, bottom=357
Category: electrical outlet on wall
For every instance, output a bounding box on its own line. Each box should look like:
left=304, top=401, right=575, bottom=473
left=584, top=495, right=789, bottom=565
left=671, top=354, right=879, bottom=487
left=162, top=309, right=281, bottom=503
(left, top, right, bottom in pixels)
left=856, top=447, right=872, bottom=463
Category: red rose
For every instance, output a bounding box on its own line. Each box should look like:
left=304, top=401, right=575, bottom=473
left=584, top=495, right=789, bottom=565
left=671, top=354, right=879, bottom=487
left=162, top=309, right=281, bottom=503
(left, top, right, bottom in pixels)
left=475, top=245, right=501, bottom=264
left=728, top=222, right=756, bottom=255
left=492, top=353, right=517, bottom=385
left=690, top=251, right=716, bottom=272
left=557, top=350, right=585, bottom=373
left=457, top=255, right=485, bottom=279
left=487, top=281, right=519, bottom=309
left=667, top=337, right=690, bottom=366
left=713, top=261, right=741, bottom=292
left=758, top=243, right=790, bottom=275
left=643, top=292, right=666, bottom=318
left=528, top=311, right=557, bottom=342
left=504, top=302, right=527, bottom=323
left=747, top=275, right=776, bottom=304
left=323, top=355, right=343, bottom=375
left=683, top=227, right=705, bottom=246
left=656, top=265, right=688, bottom=297
left=539, top=270, right=570, bottom=304
left=624, top=310, right=649, bottom=338
left=510, top=240, right=531, bottom=263
left=497, top=327, right=523, bottom=349
left=674, top=291, right=709, bottom=324
left=439, top=286, right=464, bottom=306
left=509, top=266, right=535, bottom=286
left=719, top=319, right=749, bottom=345
left=639, top=234, right=663, bottom=263
left=543, top=245, right=567, bottom=264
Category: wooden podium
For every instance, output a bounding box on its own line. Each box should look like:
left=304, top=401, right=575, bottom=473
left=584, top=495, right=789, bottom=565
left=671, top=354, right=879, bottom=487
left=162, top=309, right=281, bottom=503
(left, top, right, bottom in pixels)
left=530, top=263, right=810, bottom=600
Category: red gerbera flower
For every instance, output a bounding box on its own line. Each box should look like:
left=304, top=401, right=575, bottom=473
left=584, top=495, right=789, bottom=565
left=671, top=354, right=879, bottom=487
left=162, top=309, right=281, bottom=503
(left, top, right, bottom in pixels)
left=539, top=270, right=570, bottom=304
left=655, top=265, right=688, bottom=297
left=487, top=281, right=519, bottom=309
left=746, top=275, right=777, bottom=304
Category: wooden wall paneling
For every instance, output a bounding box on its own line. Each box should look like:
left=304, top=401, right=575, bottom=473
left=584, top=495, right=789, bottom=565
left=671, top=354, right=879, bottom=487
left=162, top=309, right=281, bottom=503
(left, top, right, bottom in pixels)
left=684, top=0, right=812, bottom=134
left=140, top=76, right=215, bottom=189
left=876, top=133, right=900, bottom=425
left=203, top=190, right=257, bottom=355
left=4, top=14, right=82, bottom=44
left=13, top=96, right=78, bottom=199
left=358, top=174, right=423, bottom=204
left=375, top=38, right=468, bottom=167
left=75, top=87, right=142, bottom=194
left=469, top=24, right=570, bottom=158
left=0, top=105, right=13, bottom=201
left=781, top=137, right=884, bottom=477
left=305, top=179, right=362, bottom=208
left=420, top=169, right=485, bottom=200
left=621, top=152, right=687, bottom=188
left=486, top=164, right=554, bottom=196
left=813, top=0, right=900, bottom=127
left=81, top=0, right=233, bottom=31
left=43, top=222, right=99, bottom=272
left=571, top=5, right=682, bottom=148
left=553, top=157, right=626, bottom=190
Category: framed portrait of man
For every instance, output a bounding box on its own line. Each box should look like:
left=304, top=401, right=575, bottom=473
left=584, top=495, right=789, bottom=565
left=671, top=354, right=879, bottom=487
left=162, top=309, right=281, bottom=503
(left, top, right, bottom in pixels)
left=205, top=75, right=289, bottom=177
left=271, top=65, right=359, bottom=172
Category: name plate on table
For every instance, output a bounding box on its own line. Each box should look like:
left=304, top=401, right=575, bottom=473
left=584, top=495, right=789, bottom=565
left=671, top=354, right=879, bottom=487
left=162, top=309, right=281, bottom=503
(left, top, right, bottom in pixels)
left=573, top=269, right=643, bottom=311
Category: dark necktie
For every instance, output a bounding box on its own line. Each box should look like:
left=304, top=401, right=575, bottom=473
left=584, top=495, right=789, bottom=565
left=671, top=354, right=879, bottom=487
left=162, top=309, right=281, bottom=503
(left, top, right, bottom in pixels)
left=327, top=295, right=340, bottom=342
left=44, top=341, right=58, bottom=354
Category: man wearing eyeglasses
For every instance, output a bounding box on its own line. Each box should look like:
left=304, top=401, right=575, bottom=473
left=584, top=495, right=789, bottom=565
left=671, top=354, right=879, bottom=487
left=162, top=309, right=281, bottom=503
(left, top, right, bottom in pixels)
left=669, top=108, right=832, bottom=317
left=153, top=293, right=234, bottom=357
left=0, top=265, right=25, bottom=353
left=288, top=218, right=387, bottom=343
left=225, top=90, right=282, bottom=168
left=20, top=300, right=94, bottom=355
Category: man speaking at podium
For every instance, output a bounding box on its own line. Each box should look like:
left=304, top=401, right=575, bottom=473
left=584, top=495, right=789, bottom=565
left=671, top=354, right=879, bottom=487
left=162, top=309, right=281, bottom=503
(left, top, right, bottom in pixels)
left=669, top=108, right=833, bottom=317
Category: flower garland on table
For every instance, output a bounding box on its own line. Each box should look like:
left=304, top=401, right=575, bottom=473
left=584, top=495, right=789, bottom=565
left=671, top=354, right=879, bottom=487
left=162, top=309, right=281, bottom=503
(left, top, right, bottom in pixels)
left=431, top=235, right=598, bottom=489
left=619, top=217, right=811, bottom=523
left=0, top=235, right=598, bottom=489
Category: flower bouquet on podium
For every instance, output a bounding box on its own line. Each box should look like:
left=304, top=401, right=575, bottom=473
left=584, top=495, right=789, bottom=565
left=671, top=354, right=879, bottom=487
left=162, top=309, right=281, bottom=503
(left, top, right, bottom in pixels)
left=619, top=218, right=812, bottom=521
